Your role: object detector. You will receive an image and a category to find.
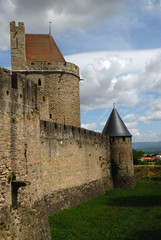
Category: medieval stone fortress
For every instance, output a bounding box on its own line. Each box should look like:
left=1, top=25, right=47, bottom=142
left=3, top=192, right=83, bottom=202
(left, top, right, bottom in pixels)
left=0, top=21, right=135, bottom=240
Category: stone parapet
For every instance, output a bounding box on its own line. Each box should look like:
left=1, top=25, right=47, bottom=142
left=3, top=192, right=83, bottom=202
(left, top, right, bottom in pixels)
left=24, top=61, right=79, bottom=77
left=40, top=120, right=107, bottom=142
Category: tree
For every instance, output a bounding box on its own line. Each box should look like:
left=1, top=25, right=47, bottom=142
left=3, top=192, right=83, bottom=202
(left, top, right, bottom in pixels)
left=133, top=149, right=145, bottom=165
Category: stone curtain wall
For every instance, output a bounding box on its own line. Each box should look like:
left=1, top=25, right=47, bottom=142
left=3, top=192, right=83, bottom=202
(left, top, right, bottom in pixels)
left=40, top=121, right=113, bottom=198
left=15, top=122, right=113, bottom=240
left=0, top=68, right=41, bottom=239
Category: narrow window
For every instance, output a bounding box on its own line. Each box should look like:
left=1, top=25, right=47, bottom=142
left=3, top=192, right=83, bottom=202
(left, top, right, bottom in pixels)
left=12, top=182, right=26, bottom=209
left=123, top=136, right=126, bottom=142
left=38, top=79, right=41, bottom=86
left=44, top=121, right=46, bottom=127
left=12, top=73, right=18, bottom=89
left=16, top=38, right=18, bottom=48
left=12, top=182, right=18, bottom=209
left=110, top=137, right=115, bottom=143
left=49, top=114, right=52, bottom=119
left=6, top=90, right=9, bottom=95
left=43, top=96, right=45, bottom=101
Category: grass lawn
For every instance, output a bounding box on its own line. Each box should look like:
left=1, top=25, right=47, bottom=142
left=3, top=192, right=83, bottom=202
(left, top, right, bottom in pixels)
left=48, top=180, right=161, bottom=240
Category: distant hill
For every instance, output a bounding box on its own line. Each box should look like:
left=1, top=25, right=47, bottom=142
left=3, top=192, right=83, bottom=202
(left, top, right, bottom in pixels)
left=132, top=142, right=161, bottom=153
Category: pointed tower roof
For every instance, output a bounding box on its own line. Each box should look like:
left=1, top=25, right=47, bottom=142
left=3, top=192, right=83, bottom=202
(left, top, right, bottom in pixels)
left=25, top=34, right=65, bottom=63
left=102, top=107, right=132, bottom=137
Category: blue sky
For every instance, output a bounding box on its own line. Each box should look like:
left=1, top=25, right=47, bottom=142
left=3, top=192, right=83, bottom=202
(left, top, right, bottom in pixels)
left=1, top=0, right=161, bottom=142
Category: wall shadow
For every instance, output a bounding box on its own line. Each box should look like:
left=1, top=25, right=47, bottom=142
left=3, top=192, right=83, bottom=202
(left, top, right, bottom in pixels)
left=106, top=195, right=161, bottom=207
left=126, top=229, right=161, bottom=240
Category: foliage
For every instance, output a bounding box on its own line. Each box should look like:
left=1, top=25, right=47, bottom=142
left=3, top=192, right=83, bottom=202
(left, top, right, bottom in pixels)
left=49, top=180, right=161, bottom=240
left=136, top=160, right=150, bottom=165
left=133, top=149, right=145, bottom=165
left=155, top=160, right=161, bottom=165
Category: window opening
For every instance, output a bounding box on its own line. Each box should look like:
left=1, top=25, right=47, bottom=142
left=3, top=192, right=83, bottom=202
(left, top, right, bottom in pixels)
left=16, top=38, right=18, bottom=48
left=49, top=114, right=52, bottom=119
left=12, top=73, right=18, bottom=89
left=110, top=137, right=115, bottom=143
left=12, top=181, right=26, bottom=209
left=38, top=79, right=41, bottom=86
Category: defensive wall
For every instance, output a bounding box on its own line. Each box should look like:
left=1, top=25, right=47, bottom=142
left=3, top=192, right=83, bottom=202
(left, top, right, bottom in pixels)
left=0, top=20, right=135, bottom=239
left=0, top=67, right=113, bottom=239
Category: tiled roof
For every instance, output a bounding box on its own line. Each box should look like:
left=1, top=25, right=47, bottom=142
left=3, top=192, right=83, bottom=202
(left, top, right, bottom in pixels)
left=25, top=34, right=65, bottom=62
left=102, top=108, right=132, bottom=137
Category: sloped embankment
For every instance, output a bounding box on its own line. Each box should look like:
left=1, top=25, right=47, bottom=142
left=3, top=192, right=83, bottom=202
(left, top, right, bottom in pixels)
left=134, top=165, right=161, bottom=180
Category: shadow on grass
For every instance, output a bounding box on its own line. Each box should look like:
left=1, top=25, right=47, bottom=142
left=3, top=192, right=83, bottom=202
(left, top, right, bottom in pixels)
left=107, top=195, right=161, bottom=207
left=133, top=229, right=161, bottom=240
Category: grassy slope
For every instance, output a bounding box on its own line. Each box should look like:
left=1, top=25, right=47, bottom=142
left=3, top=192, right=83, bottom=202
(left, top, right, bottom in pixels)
left=49, top=180, right=161, bottom=240
left=134, top=165, right=161, bottom=180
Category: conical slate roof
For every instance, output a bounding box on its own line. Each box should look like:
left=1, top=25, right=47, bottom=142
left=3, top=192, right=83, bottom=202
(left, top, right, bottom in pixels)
left=102, top=108, right=132, bottom=137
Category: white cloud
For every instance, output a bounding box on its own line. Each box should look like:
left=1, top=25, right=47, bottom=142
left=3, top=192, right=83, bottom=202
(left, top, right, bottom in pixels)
left=125, top=121, right=138, bottom=129
left=81, top=122, right=97, bottom=130
left=0, top=0, right=127, bottom=50
left=66, top=49, right=161, bottom=114
left=79, top=54, right=140, bottom=112
left=133, top=130, right=161, bottom=142
left=100, top=121, right=106, bottom=126
left=139, top=111, right=161, bottom=123
left=129, top=128, right=141, bottom=138
left=123, top=114, right=136, bottom=121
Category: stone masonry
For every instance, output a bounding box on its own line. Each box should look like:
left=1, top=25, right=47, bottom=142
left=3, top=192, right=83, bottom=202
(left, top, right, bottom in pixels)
left=0, top=21, right=135, bottom=239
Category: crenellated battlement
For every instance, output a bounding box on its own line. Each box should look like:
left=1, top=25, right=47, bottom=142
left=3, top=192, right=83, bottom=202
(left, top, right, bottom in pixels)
left=40, top=120, right=108, bottom=142
left=0, top=67, right=38, bottom=113
left=10, top=21, right=25, bottom=34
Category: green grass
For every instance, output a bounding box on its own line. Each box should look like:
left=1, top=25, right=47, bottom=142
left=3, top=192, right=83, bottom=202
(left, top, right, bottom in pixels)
left=48, top=181, right=161, bottom=240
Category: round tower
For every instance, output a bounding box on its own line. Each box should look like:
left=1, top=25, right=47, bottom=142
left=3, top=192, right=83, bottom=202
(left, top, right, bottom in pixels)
left=102, top=107, right=135, bottom=188
left=10, top=21, right=81, bottom=127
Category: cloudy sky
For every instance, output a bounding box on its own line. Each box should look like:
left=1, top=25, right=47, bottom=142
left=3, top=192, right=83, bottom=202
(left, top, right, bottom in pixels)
left=1, top=0, right=161, bottom=142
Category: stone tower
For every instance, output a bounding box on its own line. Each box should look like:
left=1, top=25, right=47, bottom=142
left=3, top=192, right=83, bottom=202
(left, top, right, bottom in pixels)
left=10, top=21, right=80, bottom=127
left=102, top=107, right=135, bottom=188
left=10, top=21, right=26, bottom=70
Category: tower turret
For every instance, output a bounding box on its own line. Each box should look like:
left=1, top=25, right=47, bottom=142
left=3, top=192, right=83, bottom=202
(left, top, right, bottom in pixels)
left=102, top=107, right=135, bottom=188
left=10, top=21, right=26, bottom=70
